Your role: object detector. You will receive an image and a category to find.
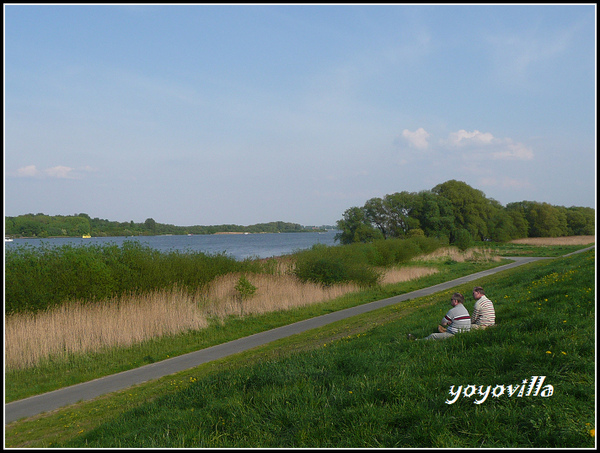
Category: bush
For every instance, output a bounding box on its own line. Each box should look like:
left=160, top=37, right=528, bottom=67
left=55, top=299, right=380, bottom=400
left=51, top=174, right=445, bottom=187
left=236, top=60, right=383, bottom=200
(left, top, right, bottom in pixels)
left=235, top=275, right=257, bottom=300
left=292, top=244, right=380, bottom=287
left=370, top=237, right=441, bottom=266
left=292, top=237, right=442, bottom=287
left=455, top=229, right=473, bottom=251
left=4, top=241, right=256, bottom=315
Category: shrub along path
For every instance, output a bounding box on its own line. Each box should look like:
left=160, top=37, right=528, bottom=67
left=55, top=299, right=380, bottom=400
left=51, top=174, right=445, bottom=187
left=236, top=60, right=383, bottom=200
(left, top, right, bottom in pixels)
left=4, top=249, right=593, bottom=424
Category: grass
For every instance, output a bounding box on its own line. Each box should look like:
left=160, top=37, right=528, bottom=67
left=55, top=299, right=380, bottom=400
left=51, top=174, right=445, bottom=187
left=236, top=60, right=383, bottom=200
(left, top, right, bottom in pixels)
left=4, top=247, right=595, bottom=448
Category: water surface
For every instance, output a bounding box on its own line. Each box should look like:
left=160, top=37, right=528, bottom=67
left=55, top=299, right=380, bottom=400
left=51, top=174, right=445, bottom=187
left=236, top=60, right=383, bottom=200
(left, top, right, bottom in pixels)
left=5, top=231, right=340, bottom=260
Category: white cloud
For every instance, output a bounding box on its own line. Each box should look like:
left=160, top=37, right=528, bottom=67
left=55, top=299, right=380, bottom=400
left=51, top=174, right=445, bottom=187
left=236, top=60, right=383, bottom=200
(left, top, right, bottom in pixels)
left=44, top=166, right=77, bottom=179
left=444, top=129, right=533, bottom=161
left=446, top=129, right=495, bottom=147
left=402, top=128, right=430, bottom=150
left=490, top=139, right=534, bottom=161
left=16, top=165, right=41, bottom=177
left=14, top=165, right=95, bottom=179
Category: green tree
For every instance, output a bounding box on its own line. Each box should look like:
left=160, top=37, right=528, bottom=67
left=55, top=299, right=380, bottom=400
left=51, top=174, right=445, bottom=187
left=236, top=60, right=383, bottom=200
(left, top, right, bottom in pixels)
left=363, top=197, right=389, bottom=239
left=505, top=203, right=530, bottom=238
left=486, top=199, right=518, bottom=242
left=524, top=202, right=568, bottom=237
left=234, top=275, right=257, bottom=316
left=455, top=228, right=473, bottom=251
left=411, top=190, right=455, bottom=241
left=13, top=216, right=43, bottom=237
left=432, top=180, right=492, bottom=241
left=335, top=207, right=383, bottom=244
left=71, top=216, right=91, bottom=236
left=144, top=218, right=157, bottom=233
left=565, top=206, right=595, bottom=236
left=383, top=192, right=420, bottom=238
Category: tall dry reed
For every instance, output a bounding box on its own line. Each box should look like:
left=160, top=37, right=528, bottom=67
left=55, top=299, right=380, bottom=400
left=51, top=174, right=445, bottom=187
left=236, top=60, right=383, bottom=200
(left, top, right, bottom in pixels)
left=5, top=267, right=438, bottom=370
left=201, top=272, right=362, bottom=318
left=414, top=246, right=501, bottom=263
left=5, top=286, right=208, bottom=370
left=509, top=235, right=595, bottom=246
left=379, top=266, right=438, bottom=285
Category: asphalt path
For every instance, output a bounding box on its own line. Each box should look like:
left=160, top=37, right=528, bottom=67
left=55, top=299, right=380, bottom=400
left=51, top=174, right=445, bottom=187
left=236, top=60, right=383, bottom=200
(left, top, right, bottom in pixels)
left=4, top=248, right=594, bottom=424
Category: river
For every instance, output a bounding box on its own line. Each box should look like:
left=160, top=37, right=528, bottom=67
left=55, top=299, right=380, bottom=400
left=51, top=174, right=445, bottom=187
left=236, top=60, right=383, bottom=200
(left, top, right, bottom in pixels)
left=4, top=231, right=341, bottom=260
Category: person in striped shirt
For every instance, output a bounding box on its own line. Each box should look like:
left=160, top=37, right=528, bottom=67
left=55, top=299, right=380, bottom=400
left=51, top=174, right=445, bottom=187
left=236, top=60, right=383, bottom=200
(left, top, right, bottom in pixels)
left=407, top=292, right=471, bottom=340
left=471, top=286, right=495, bottom=329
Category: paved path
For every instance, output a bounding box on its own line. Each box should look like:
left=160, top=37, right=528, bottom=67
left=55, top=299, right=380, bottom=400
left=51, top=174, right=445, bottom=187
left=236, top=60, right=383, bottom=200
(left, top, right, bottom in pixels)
left=4, top=248, right=594, bottom=424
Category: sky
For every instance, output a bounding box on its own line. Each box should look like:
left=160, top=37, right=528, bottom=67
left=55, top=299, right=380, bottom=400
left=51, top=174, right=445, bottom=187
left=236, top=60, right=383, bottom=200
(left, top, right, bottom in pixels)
left=4, top=4, right=597, bottom=227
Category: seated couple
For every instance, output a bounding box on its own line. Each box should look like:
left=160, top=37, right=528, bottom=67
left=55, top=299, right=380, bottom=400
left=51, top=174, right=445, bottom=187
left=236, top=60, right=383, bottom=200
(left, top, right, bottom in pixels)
left=407, top=287, right=495, bottom=341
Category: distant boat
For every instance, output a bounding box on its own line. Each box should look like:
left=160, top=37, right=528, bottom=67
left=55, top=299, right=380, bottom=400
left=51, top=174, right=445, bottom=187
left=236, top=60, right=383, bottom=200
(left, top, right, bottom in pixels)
left=82, top=234, right=91, bottom=238
left=5, top=237, right=13, bottom=242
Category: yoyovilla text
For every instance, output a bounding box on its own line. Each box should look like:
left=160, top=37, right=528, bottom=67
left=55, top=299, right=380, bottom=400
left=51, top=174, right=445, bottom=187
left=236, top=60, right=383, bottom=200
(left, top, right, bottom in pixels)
left=446, top=376, right=554, bottom=405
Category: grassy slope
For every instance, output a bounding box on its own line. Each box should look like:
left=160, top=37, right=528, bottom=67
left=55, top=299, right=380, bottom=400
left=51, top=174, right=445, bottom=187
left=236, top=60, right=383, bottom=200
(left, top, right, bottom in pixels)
left=5, top=249, right=595, bottom=448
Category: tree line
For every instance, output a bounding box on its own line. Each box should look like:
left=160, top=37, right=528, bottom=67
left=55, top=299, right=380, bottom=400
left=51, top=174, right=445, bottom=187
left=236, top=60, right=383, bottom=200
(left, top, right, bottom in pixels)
left=335, top=180, right=594, bottom=246
left=4, top=213, right=323, bottom=238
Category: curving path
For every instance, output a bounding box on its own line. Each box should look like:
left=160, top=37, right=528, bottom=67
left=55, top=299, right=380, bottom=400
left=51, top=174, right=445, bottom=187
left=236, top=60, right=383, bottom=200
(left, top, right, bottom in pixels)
left=4, top=248, right=594, bottom=424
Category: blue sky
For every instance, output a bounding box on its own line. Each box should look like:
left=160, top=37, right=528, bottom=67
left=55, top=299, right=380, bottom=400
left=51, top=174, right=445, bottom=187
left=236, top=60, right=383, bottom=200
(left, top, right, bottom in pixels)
left=4, top=4, right=596, bottom=226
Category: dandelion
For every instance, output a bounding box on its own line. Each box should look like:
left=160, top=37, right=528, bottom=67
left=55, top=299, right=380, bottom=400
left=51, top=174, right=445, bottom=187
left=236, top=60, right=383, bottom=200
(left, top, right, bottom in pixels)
left=590, top=429, right=595, bottom=437
left=561, top=351, right=567, bottom=355
left=546, top=351, right=552, bottom=354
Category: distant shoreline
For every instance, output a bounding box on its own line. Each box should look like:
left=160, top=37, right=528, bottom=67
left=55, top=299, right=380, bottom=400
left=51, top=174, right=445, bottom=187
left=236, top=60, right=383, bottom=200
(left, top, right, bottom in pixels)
left=213, top=232, right=250, bottom=235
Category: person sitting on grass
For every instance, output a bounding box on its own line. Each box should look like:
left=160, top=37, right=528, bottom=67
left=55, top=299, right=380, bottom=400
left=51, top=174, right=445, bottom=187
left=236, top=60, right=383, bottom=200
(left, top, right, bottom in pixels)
left=407, top=292, right=471, bottom=341
left=471, top=286, right=495, bottom=329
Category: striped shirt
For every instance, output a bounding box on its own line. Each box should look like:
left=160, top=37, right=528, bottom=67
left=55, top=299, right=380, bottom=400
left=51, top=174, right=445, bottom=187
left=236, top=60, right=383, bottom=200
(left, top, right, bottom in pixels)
left=443, top=304, right=471, bottom=334
left=471, top=295, right=495, bottom=327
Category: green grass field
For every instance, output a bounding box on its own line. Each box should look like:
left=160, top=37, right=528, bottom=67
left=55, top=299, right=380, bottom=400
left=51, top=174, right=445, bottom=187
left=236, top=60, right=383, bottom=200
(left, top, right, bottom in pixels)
left=4, top=248, right=595, bottom=448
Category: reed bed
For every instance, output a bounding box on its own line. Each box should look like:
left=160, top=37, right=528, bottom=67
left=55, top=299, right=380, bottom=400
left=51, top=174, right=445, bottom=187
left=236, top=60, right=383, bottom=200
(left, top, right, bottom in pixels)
left=202, top=272, right=362, bottom=318
left=508, top=235, right=595, bottom=246
left=5, top=267, right=437, bottom=370
left=414, top=246, right=501, bottom=263
left=379, top=265, right=438, bottom=285
left=5, top=287, right=208, bottom=370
